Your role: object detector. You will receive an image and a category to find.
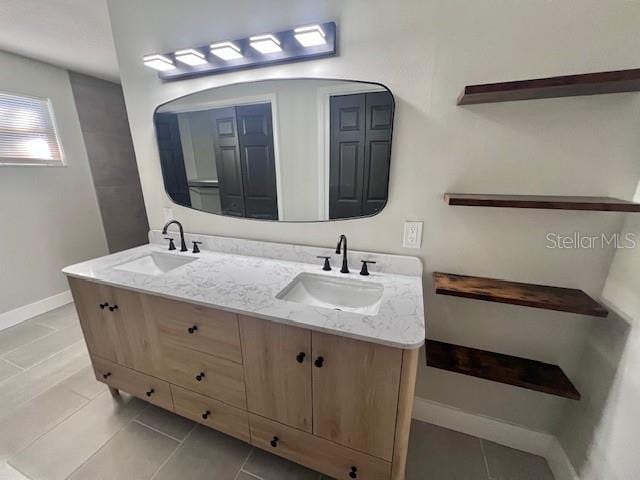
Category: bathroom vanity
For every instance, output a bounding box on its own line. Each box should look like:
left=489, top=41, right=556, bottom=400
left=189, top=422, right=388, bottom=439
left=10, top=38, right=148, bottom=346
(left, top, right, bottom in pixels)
left=63, top=232, right=424, bottom=480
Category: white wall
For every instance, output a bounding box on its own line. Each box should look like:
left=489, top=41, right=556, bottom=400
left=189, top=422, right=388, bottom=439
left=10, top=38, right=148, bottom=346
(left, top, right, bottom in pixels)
left=0, top=51, right=108, bottom=315
left=106, top=0, right=640, bottom=433
left=556, top=181, right=640, bottom=478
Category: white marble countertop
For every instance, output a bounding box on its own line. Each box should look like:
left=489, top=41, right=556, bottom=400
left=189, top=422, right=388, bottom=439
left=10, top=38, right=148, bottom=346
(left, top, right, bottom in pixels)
left=63, top=236, right=425, bottom=349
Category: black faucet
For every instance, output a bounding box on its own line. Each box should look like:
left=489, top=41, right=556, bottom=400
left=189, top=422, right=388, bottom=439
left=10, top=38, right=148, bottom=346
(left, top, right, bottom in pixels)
left=335, top=234, right=349, bottom=274
left=162, top=220, right=188, bottom=252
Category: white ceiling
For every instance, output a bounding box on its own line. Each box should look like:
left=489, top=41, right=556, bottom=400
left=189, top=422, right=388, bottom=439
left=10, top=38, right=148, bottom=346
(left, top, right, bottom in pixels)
left=0, top=0, right=119, bottom=82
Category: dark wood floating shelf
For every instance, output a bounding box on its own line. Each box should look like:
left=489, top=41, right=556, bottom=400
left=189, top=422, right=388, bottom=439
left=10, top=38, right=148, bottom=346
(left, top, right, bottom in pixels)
left=457, top=68, right=640, bottom=105
left=426, top=340, right=580, bottom=400
left=444, top=193, right=640, bottom=212
left=433, top=272, right=608, bottom=317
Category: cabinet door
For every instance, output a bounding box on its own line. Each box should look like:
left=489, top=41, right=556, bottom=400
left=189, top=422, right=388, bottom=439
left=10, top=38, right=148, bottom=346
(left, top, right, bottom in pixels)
left=111, top=288, right=164, bottom=376
left=239, top=316, right=312, bottom=432
left=69, top=277, right=119, bottom=362
left=312, top=332, right=402, bottom=461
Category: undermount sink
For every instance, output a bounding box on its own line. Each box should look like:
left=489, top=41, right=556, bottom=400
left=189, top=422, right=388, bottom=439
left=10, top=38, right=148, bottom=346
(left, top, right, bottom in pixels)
left=113, top=251, right=196, bottom=276
left=276, top=273, right=384, bottom=315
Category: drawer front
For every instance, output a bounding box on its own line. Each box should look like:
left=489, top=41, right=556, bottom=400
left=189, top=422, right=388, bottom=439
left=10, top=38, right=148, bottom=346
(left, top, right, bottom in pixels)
left=249, top=414, right=391, bottom=480
left=143, top=294, right=242, bottom=364
left=92, top=356, right=173, bottom=411
left=172, top=385, right=250, bottom=443
left=162, top=344, right=246, bottom=409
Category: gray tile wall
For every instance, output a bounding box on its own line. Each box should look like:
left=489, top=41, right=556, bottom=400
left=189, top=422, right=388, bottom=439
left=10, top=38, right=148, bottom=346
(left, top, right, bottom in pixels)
left=69, top=72, right=149, bottom=253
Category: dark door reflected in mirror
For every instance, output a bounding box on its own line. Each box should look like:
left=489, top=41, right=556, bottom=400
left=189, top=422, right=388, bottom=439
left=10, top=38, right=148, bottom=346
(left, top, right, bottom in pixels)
left=154, top=78, right=395, bottom=222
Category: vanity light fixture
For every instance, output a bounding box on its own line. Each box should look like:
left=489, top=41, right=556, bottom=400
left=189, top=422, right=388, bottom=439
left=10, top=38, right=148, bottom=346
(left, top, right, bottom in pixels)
left=210, top=41, right=243, bottom=60
left=249, top=34, right=282, bottom=54
left=294, top=25, right=326, bottom=47
left=143, top=54, right=176, bottom=72
left=147, top=21, right=336, bottom=80
left=174, top=49, right=208, bottom=66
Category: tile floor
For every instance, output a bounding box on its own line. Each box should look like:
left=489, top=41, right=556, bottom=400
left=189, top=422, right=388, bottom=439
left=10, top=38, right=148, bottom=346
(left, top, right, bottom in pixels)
left=0, top=303, right=555, bottom=480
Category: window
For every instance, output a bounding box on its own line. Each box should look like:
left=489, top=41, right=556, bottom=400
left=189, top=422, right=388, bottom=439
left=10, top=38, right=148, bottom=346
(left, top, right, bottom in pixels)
left=0, top=92, right=64, bottom=166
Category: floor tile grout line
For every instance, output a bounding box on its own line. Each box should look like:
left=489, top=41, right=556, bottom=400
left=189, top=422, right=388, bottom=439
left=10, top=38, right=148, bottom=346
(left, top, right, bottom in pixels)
left=4, top=387, right=91, bottom=464
left=6, top=389, right=111, bottom=468
left=131, top=418, right=192, bottom=443
left=149, top=426, right=197, bottom=480
left=233, top=448, right=255, bottom=480
left=0, top=339, right=87, bottom=388
left=5, top=458, right=36, bottom=480
left=0, top=356, right=25, bottom=371
left=0, top=323, right=59, bottom=358
left=238, top=468, right=265, bottom=480
left=479, top=439, right=493, bottom=480
left=1, top=332, right=84, bottom=371
left=0, top=348, right=91, bottom=425
left=60, top=400, right=146, bottom=480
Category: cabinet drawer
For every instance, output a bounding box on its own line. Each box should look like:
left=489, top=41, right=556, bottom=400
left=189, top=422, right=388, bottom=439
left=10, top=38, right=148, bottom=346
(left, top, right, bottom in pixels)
left=172, top=385, right=250, bottom=443
left=92, top=356, right=173, bottom=411
left=249, top=414, right=391, bottom=480
left=143, top=294, right=242, bottom=364
left=162, top=344, right=246, bottom=409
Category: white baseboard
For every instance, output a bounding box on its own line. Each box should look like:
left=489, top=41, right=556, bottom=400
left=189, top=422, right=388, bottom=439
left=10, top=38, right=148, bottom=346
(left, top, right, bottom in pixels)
left=546, top=437, right=579, bottom=480
left=412, top=396, right=578, bottom=480
left=0, top=290, right=72, bottom=331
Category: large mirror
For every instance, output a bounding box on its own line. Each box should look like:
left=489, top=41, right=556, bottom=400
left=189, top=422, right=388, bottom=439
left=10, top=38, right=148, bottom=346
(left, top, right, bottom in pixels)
left=154, top=78, right=394, bottom=222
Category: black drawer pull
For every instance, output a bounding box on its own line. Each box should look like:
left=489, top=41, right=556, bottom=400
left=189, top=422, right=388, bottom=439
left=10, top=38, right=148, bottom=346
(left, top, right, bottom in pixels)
left=187, top=325, right=198, bottom=334
left=102, top=372, right=112, bottom=379
left=99, top=302, right=109, bottom=310
left=108, top=305, right=119, bottom=312
left=270, top=436, right=279, bottom=448
left=296, top=352, right=306, bottom=363
left=195, top=372, right=205, bottom=382
left=349, top=466, right=358, bottom=478
left=314, top=356, right=324, bottom=368
left=146, top=388, right=154, bottom=397
left=202, top=410, right=211, bottom=420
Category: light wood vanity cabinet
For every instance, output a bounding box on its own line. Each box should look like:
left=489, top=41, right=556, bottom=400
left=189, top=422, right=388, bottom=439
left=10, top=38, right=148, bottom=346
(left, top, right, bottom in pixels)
left=69, top=277, right=419, bottom=480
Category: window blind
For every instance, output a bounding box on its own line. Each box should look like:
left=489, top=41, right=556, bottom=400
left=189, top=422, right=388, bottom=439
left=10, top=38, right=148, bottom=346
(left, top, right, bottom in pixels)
left=0, top=92, right=64, bottom=166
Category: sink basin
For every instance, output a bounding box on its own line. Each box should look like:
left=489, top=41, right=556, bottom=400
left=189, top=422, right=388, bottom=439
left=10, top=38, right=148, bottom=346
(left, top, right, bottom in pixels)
left=113, top=252, right=196, bottom=276
left=276, top=273, right=384, bottom=315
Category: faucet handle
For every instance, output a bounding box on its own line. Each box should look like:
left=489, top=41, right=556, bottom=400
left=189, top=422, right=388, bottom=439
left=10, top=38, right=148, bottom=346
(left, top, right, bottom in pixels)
left=192, top=241, right=202, bottom=254
left=164, top=237, right=176, bottom=251
left=316, top=256, right=332, bottom=271
left=359, top=260, right=377, bottom=276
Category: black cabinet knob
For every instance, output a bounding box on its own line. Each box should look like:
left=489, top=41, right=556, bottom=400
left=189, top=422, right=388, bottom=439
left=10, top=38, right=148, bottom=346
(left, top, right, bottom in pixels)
left=195, top=372, right=205, bottom=382
left=108, top=305, right=119, bottom=312
left=349, top=466, right=358, bottom=478
left=314, top=356, right=324, bottom=368
left=99, top=302, right=109, bottom=310
left=296, top=352, right=306, bottom=363
left=102, top=372, right=111, bottom=379
left=146, top=388, right=154, bottom=397
left=270, top=436, right=279, bottom=448
left=187, top=325, right=198, bottom=334
left=202, top=410, right=211, bottom=420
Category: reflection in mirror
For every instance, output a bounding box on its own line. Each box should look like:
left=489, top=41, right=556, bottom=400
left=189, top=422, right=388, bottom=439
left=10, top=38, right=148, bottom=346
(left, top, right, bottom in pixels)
left=154, top=79, right=394, bottom=222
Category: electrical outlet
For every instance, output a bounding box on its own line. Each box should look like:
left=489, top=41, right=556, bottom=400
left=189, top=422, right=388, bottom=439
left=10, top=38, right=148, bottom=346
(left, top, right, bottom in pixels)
left=403, top=221, right=423, bottom=248
left=163, top=207, right=174, bottom=223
